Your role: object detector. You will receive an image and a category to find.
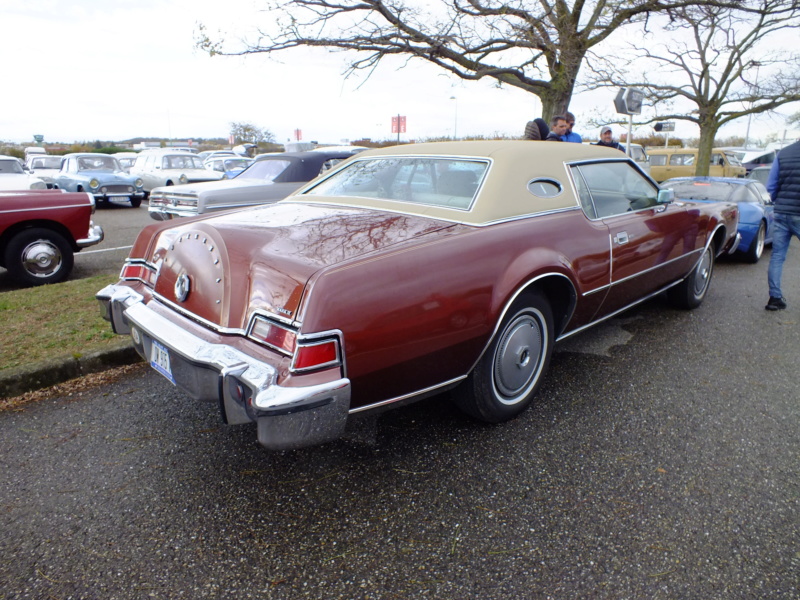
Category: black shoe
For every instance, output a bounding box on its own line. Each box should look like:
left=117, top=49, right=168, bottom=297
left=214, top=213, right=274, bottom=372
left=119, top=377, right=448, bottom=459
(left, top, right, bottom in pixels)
left=765, top=297, right=787, bottom=311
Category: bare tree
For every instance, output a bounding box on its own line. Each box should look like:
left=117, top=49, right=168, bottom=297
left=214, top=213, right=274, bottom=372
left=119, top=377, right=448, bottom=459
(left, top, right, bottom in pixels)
left=587, top=0, right=800, bottom=174
left=230, top=122, right=276, bottom=144
left=197, top=0, right=723, bottom=122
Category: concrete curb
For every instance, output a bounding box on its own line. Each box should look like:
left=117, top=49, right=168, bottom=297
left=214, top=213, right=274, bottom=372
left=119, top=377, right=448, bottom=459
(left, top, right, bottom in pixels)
left=0, top=342, right=143, bottom=399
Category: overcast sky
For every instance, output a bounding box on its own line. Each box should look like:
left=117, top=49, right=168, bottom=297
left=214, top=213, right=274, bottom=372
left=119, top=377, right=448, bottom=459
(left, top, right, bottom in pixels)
left=2, top=0, right=797, bottom=147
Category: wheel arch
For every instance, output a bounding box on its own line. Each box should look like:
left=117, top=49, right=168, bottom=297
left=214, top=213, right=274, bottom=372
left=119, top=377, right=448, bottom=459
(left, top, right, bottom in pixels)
left=0, top=221, right=78, bottom=262
left=709, top=223, right=727, bottom=256
left=496, top=272, right=577, bottom=341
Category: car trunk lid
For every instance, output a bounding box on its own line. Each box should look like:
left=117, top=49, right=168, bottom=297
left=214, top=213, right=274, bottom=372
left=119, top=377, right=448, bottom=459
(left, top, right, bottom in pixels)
left=148, top=202, right=455, bottom=329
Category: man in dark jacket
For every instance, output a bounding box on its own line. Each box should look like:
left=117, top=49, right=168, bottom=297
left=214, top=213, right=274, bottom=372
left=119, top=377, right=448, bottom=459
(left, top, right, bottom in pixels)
left=546, top=115, right=568, bottom=141
left=765, top=139, right=800, bottom=310
left=593, top=126, right=625, bottom=151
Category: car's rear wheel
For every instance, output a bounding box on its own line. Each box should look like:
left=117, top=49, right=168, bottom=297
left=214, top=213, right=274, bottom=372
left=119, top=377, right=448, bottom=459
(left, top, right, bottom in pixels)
left=454, top=291, right=554, bottom=423
left=4, top=228, right=74, bottom=286
left=667, top=245, right=714, bottom=309
left=744, top=222, right=765, bottom=263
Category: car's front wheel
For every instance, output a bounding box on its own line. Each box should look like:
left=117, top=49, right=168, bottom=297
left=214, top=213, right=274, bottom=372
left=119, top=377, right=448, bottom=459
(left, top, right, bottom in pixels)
left=454, top=291, right=554, bottom=423
left=667, top=245, right=715, bottom=309
left=130, top=196, right=142, bottom=208
left=744, top=222, right=766, bottom=263
left=4, top=228, right=74, bottom=286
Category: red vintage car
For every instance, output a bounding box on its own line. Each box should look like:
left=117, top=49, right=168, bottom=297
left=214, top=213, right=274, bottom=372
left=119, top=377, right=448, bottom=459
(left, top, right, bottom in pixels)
left=1, top=189, right=104, bottom=285
left=97, top=141, right=739, bottom=450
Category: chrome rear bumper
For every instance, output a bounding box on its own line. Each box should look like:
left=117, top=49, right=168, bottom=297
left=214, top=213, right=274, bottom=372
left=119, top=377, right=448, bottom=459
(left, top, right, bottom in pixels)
left=96, top=284, right=351, bottom=450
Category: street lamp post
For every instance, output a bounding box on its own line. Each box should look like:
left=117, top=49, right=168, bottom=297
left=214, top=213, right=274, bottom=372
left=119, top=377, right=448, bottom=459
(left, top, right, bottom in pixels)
left=743, top=61, right=761, bottom=150
left=450, top=96, right=458, bottom=140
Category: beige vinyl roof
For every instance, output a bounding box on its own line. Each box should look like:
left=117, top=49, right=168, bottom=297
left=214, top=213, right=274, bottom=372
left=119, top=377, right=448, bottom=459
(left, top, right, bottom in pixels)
left=284, top=140, right=630, bottom=226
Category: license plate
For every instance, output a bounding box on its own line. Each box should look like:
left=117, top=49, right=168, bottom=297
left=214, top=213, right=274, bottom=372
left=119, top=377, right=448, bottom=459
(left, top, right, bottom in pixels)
left=150, top=339, right=176, bottom=384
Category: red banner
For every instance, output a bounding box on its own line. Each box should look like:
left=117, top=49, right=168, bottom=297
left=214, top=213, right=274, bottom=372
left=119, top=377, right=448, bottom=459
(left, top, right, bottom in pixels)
left=391, top=116, right=407, bottom=134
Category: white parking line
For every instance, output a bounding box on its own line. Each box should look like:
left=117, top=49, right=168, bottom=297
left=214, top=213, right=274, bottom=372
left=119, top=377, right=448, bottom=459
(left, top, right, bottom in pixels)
left=81, top=245, right=133, bottom=254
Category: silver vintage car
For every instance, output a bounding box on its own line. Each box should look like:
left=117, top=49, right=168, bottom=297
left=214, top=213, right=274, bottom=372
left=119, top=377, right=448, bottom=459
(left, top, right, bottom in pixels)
left=148, top=148, right=366, bottom=220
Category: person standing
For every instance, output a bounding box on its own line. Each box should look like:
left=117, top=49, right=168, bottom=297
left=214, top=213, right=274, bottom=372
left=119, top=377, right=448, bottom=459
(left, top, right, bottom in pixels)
left=546, top=115, right=568, bottom=141
left=523, top=118, right=549, bottom=140
left=593, top=126, right=625, bottom=151
left=765, top=139, right=800, bottom=311
left=561, top=111, right=583, bottom=143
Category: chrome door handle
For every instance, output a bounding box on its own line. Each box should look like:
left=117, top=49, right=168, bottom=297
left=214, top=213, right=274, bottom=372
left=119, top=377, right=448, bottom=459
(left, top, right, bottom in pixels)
left=614, top=232, right=629, bottom=245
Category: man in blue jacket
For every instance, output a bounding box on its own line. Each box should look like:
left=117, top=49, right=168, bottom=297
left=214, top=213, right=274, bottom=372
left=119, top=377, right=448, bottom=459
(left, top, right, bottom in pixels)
left=561, top=112, right=583, bottom=143
left=765, top=139, right=800, bottom=310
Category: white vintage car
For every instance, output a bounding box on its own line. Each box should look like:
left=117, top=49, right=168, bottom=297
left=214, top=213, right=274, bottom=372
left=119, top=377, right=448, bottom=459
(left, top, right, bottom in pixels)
left=130, top=150, right=223, bottom=193
left=0, top=155, right=47, bottom=191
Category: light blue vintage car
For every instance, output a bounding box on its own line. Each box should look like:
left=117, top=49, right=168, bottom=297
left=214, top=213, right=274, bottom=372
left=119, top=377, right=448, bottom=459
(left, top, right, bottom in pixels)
left=54, top=153, right=145, bottom=207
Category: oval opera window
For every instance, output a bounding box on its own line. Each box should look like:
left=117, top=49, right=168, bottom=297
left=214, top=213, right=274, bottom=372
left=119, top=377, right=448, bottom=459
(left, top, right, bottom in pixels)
left=527, top=178, right=563, bottom=198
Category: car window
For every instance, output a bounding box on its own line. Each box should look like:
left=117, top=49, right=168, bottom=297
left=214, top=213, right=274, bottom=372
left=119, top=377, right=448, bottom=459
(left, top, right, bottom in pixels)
left=0, top=159, right=24, bottom=174
left=243, top=159, right=292, bottom=181
left=750, top=181, right=771, bottom=203
left=78, top=156, right=118, bottom=171
left=570, top=169, right=596, bottom=219
left=670, top=154, right=694, bottom=166
left=303, top=157, right=488, bottom=210
left=651, top=155, right=667, bottom=167
left=725, top=152, right=743, bottom=166
left=163, top=155, right=204, bottom=169
left=571, top=161, right=660, bottom=219
left=31, top=156, right=62, bottom=169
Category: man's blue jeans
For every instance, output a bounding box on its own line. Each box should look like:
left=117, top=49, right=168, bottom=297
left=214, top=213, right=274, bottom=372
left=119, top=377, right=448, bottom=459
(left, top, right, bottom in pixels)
left=767, top=213, right=800, bottom=298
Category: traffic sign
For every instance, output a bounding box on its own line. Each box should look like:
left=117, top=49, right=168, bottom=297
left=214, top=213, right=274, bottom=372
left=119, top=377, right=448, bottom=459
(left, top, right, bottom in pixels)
left=613, top=88, right=644, bottom=115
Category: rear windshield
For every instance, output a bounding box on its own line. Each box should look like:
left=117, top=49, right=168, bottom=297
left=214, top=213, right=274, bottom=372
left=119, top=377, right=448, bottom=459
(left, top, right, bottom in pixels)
left=303, top=156, right=489, bottom=210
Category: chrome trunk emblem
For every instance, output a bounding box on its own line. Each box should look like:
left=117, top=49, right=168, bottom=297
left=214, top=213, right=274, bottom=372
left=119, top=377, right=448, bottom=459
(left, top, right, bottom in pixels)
left=175, top=273, right=191, bottom=302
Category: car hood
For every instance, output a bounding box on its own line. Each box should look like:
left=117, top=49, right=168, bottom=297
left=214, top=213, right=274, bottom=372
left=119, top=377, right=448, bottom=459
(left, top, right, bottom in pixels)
left=144, top=202, right=457, bottom=328
left=0, top=174, right=45, bottom=190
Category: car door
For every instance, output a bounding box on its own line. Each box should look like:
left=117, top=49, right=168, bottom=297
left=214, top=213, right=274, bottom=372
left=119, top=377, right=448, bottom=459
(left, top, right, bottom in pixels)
left=571, top=161, right=702, bottom=316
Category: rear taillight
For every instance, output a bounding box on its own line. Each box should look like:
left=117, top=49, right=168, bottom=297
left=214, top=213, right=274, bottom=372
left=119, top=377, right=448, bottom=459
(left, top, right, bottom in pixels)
left=249, top=317, right=296, bottom=354
left=248, top=316, right=342, bottom=373
left=293, top=339, right=340, bottom=371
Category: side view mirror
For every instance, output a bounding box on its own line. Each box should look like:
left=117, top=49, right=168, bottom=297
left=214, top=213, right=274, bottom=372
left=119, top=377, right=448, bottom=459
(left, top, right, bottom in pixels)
left=657, top=189, right=675, bottom=204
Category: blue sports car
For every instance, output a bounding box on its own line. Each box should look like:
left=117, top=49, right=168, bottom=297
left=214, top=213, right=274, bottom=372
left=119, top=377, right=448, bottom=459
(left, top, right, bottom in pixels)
left=661, top=176, right=774, bottom=263
left=54, top=153, right=146, bottom=208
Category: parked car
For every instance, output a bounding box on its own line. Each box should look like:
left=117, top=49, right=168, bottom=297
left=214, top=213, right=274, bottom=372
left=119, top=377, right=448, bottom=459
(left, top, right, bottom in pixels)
left=748, top=165, right=771, bottom=186
left=1, top=189, right=103, bottom=285
left=26, top=155, right=64, bottom=188
left=661, top=176, right=773, bottom=263
left=148, top=148, right=366, bottom=220
left=648, top=148, right=746, bottom=182
left=114, top=152, right=140, bottom=172
left=620, top=143, right=651, bottom=174
left=198, top=150, right=237, bottom=162
left=204, top=155, right=254, bottom=179
left=130, top=150, right=223, bottom=194
left=0, top=155, right=47, bottom=191
left=98, top=141, right=739, bottom=450
left=54, top=153, right=145, bottom=207
left=739, top=148, right=776, bottom=173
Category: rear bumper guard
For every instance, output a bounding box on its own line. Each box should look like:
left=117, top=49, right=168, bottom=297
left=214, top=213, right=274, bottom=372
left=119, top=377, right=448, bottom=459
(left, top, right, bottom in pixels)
left=96, top=284, right=351, bottom=450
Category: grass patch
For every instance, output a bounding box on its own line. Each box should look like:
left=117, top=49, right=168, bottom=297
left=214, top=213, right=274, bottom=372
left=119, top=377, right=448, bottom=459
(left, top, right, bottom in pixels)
left=0, top=274, right=123, bottom=372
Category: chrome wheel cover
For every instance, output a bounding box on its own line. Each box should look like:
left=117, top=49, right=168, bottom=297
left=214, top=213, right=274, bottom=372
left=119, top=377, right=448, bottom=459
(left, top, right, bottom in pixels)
left=693, top=248, right=712, bottom=297
left=20, top=239, right=63, bottom=278
left=493, top=310, right=546, bottom=404
left=754, top=225, right=765, bottom=259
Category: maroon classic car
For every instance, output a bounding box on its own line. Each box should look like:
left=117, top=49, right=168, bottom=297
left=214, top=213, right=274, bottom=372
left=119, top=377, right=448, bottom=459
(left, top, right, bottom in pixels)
left=97, top=141, right=739, bottom=450
left=1, top=190, right=103, bottom=285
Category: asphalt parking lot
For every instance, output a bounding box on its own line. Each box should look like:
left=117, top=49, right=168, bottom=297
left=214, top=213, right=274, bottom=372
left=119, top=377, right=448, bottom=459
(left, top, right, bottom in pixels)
left=1, top=248, right=798, bottom=599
